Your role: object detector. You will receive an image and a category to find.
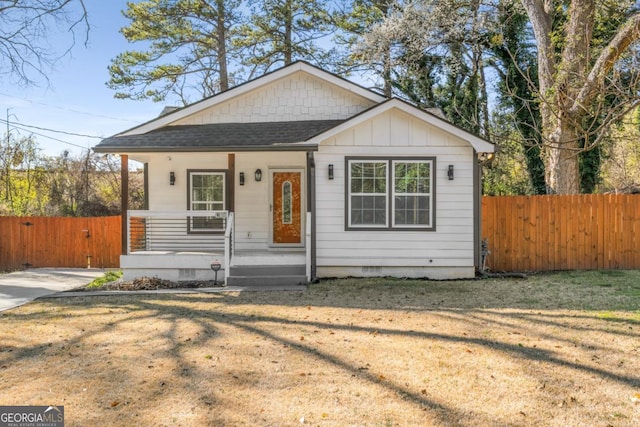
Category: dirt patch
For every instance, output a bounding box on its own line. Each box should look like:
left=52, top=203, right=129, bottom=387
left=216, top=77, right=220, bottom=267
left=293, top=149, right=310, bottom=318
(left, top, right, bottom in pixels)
left=1, top=271, right=639, bottom=426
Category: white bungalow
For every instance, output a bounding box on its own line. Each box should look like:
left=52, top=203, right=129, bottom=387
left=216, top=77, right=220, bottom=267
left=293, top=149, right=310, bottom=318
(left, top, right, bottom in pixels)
left=93, top=61, right=494, bottom=285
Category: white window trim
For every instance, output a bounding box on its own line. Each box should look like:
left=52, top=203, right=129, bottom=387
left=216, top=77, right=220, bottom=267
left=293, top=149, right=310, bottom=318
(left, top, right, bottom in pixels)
left=189, top=171, right=226, bottom=211
left=188, top=170, right=226, bottom=233
left=347, top=160, right=389, bottom=229
left=391, top=159, right=433, bottom=229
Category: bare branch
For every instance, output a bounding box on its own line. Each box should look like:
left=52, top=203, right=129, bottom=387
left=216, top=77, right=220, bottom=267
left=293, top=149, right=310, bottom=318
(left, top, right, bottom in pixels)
left=571, top=12, right=640, bottom=115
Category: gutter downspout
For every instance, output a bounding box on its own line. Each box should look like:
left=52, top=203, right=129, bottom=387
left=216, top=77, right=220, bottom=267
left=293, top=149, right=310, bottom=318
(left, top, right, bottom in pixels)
left=473, top=150, right=481, bottom=272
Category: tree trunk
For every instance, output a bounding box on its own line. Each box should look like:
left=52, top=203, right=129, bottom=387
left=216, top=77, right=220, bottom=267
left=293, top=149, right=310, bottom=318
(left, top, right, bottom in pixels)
left=543, top=116, right=581, bottom=194
left=284, top=0, right=293, bottom=64
left=216, top=0, right=229, bottom=91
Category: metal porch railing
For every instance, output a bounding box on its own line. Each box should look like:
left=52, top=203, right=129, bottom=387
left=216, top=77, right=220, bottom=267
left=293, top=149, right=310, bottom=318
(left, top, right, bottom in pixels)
left=127, top=210, right=228, bottom=254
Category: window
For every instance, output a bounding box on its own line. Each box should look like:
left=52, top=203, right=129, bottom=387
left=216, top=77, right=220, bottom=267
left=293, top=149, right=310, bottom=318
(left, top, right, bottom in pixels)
left=282, top=181, right=292, bottom=224
left=188, top=171, right=226, bottom=232
left=348, top=161, right=388, bottom=227
left=346, top=158, right=434, bottom=231
left=393, top=161, right=432, bottom=227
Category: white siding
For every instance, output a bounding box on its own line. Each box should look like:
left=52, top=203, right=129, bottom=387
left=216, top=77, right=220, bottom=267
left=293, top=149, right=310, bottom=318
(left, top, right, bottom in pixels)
left=315, top=108, right=477, bottom=279
left=141, top=151, right=307, bottom=251
left=172, top=72, right=376, bottom=125
left=233, top=152, right=307, bottom=250
left=145, top=153, right=229, bottom=211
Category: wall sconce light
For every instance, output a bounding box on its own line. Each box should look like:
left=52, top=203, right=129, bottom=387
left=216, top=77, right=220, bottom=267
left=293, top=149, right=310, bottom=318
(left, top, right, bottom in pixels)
left=328, top=164, right=334, bottom=180
left=239, top=172, right=245, bottom=186
left=448, top=165, right=454, bottom=181
left=255, top=168, right=262, bottom=182
left=170, top=171, right=176, bottom=186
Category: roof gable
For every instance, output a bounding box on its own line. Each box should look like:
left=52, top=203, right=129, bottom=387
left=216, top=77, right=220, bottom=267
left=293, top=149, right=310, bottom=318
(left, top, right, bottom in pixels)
left=120, top=62, right=386, bottom=136
left=306, top=99, right=495, bottom=153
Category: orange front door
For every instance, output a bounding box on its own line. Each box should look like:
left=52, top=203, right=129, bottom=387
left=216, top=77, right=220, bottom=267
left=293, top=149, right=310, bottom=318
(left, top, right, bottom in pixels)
left=272, top=171, right=302, bottom=244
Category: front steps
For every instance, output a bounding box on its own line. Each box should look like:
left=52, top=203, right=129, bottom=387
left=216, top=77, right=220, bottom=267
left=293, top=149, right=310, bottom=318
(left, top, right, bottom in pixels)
left=227, top=264, right=307, bottom=286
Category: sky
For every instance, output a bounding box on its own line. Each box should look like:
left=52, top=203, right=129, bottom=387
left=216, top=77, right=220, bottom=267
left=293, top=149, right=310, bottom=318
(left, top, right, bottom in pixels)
left=0, top=1, right=162, bottom=157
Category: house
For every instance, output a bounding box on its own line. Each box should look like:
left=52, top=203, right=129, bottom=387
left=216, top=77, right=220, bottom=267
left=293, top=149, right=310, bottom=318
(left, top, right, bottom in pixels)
left=93, top=61, right=494, bottom=285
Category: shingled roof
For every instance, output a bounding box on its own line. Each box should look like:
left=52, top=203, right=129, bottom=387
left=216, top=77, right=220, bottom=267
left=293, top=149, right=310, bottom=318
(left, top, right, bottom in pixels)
left=94, top=120, right=345, bottom=153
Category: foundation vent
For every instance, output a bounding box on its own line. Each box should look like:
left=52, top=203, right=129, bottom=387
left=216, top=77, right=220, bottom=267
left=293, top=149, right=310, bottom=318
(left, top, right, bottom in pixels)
left=178, top=268, right=196, bottom=279
left=362, top=266, right=383, bottom=274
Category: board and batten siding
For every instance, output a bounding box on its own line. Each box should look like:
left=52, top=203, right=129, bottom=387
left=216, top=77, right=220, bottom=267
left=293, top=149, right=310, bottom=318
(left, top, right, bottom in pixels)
left=315, top=108, right=477, bottom=279
left=171, top=72, right=375, bottom=125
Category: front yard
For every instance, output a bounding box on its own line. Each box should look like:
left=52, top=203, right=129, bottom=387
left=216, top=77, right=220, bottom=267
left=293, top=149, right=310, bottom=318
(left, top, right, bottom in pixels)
left=1, top=271, right=639, bottom=426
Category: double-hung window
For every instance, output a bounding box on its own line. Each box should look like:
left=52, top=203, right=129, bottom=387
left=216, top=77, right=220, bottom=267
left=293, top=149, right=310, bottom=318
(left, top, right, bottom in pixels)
left=348, top=161, right=388, bottom=227
left=188, top=170, right=226, bottom=233
left=346, top=158, right=434, bottom=231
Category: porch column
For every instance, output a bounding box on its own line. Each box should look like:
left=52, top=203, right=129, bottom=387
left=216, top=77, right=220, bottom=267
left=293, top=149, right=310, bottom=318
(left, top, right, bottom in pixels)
left=121, top=154, right=129, bottom=255
left=228, top=153, right=235, bottom=212
left=307, top=151, right=316, bottom=280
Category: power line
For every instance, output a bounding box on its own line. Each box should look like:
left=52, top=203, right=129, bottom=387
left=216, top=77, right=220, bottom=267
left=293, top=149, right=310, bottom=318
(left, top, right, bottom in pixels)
left=4, top=121, right=89, bottom=150
left=0, top=117, right=102, bottom=139
left=0, top=91, right=140, bottom=123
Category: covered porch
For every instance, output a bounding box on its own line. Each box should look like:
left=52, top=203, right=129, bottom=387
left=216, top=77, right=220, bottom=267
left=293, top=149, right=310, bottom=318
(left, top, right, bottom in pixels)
left=120, top=204, right=312, bottom=286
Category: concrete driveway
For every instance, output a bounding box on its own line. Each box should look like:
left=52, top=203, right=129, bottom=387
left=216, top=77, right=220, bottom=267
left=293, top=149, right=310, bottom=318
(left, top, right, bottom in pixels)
left=0, top=268, right=106, bottom=312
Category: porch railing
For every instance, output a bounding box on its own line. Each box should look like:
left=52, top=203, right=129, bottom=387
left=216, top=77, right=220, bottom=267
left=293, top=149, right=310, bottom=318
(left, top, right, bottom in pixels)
left=127, top=210, right=228, bottom=254
left=224, top=212, right=234, bottom=284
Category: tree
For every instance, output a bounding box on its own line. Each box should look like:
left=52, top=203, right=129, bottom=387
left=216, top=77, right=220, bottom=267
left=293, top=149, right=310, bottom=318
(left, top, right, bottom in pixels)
left=520, top=0, right=640, bottom=193
left=599, top=108, right=640, bottom=192
left=0, top=133, right=49, bottom=215
left=0, top=0, right=89, bottom=85
left=108, top=0, right=243, bottom=104
left=333, top=0, right=397, bottom=96
left=45, top=151, right=141, bottom=216
left=237, top=0, right=333, bottom=77
left=490, top=0, right=546, bottom=194
left=356, top=0, right=495, bottom=136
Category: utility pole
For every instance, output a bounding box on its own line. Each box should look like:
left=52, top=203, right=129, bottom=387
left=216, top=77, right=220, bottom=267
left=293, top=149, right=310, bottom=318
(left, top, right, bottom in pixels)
left=1, top=108, right=11, bottom=202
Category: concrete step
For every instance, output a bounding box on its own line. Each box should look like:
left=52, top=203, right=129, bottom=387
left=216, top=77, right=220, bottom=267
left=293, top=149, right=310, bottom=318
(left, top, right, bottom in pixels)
left=227, top=264, right=307, bottom=286
left=229, top=264, right=306, bottom=277
left=226, top=274, right=307, bottom=287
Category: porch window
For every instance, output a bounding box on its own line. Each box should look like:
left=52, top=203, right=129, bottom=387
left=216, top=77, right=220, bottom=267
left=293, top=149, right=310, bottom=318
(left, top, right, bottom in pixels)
left=346, top=157, right=435, bottom=231
left=188, top=171, right=226, bottom=232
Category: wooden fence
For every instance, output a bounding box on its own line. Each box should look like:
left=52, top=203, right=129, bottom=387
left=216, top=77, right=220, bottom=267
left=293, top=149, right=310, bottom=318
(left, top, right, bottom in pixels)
left=2, top=195, right=639, bottom=272
left=482, top=194, right=640, bottom=272
left=0, top=216, right=121, bottom=271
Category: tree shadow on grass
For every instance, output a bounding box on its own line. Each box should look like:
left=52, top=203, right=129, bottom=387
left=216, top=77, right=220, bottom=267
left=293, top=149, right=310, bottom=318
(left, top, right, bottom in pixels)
left=1, top=279, right=639, bottom=425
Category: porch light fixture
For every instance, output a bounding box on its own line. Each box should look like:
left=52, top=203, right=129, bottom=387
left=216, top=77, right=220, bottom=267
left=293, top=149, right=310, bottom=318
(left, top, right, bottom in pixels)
left=170, top=171, right=176, bottom=185
left=255, top=169, right=262, bottom=182
left=448, top=165, right=454, bottom=181
left=239, top=172, right=245, bottom=186
left=328, top=164, right=334, bottom=180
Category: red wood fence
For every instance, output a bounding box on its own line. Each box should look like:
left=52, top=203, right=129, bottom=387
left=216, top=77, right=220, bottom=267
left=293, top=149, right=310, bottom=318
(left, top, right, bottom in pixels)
left=0, top=216, right=121, bottom=271
left=482, top=194, right=640, bottom=272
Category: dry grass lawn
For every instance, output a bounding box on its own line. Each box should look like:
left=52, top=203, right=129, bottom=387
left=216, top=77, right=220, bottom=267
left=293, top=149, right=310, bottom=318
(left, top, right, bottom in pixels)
left=1, top=271, right=639, bottom=426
